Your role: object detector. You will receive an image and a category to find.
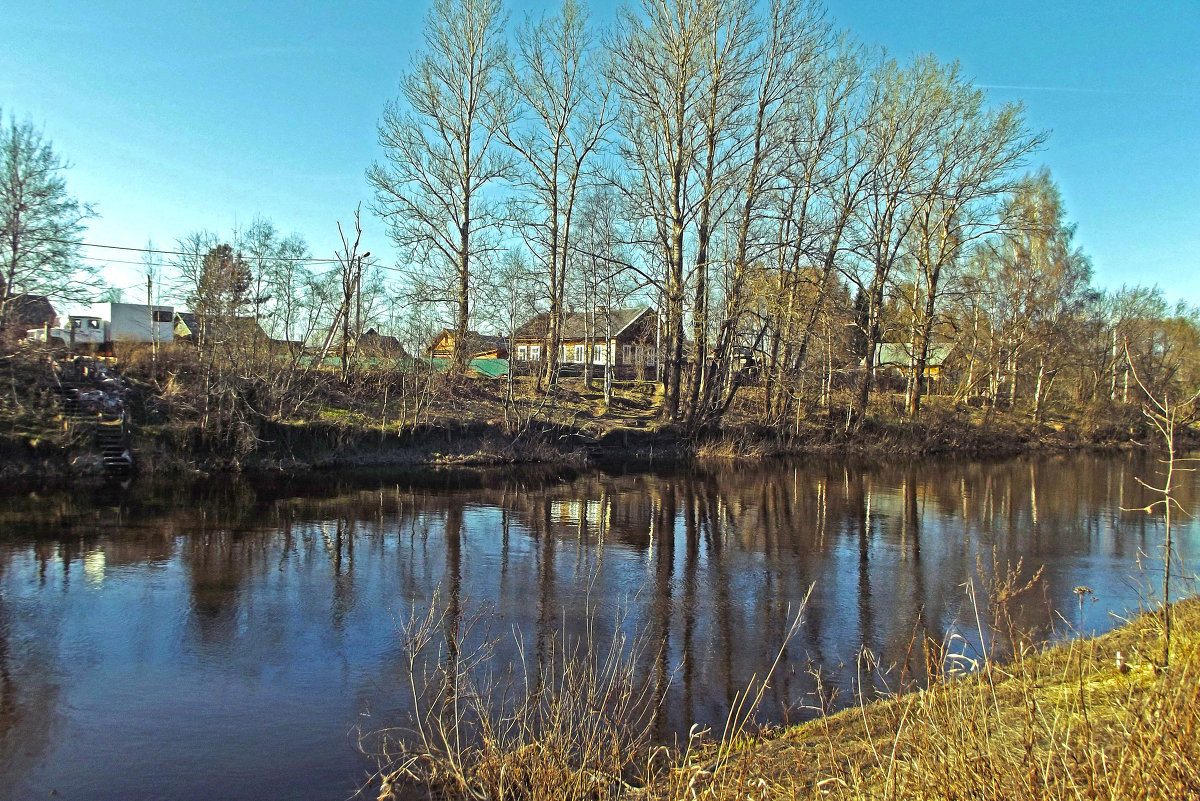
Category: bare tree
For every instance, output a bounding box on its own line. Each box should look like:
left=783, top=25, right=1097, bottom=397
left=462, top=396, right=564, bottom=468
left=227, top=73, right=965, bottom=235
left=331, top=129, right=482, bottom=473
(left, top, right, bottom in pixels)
left=329, top=209, right=372, bottom=384
left=681, top=0, right=759, bottom=422
left=239, top=216, right=311, bottom=351
left=369, top=0, right=515, bottom=369
left=693, top=0, right=832, bottom=425
left=899, top=72, right=1044, bottom=418
left=842, top=55, right=966, bottom=429
left=504, top=0, right=613, bottom=389
left=607, top=0, right=714, bottom=421
left=169, top=229, right=219, bottom=309
left=761, top=41, right=870, bottom=422
left=0, top=112, right=97, bottom=331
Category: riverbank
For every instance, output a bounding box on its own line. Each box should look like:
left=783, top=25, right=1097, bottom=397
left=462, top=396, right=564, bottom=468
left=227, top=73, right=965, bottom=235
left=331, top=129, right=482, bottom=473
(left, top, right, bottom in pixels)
left=376, top=597, right=1200, bottom=800
left=0, top=407, right=1144, bottom=480
left=0, top=348, right=1186, bottom=480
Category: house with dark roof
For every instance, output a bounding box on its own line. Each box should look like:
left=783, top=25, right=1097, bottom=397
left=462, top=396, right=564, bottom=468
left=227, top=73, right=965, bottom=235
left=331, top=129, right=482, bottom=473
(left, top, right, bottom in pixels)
left=358, top=328, right=410, bottom=359
left=511, top=305, right=659, bottom=377
left=173, top=311, right=272, bottom=347
left=426, top=329, right=508, bottom=360
left=2, top=293, right=56, bottom=332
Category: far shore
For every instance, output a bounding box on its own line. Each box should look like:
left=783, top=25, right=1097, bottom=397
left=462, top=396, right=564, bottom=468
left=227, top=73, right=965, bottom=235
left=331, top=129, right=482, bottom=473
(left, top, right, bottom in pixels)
left=0, top=407, right=1158, bottom=485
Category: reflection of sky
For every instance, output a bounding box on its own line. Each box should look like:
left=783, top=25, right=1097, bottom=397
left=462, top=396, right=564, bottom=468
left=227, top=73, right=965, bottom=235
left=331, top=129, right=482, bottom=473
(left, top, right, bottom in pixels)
left=0, top=452, right=1196, bottom=800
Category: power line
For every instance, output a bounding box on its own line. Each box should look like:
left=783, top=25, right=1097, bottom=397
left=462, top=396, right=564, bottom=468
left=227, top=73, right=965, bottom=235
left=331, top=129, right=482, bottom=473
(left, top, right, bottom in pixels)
left=33, top=236, right=346, bottom=264
left=31, top=235, right=442, bottom=283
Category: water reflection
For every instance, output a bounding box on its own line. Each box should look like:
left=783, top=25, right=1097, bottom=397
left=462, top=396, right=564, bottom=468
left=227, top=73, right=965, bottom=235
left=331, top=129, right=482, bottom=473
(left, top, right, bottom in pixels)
left=0, top=452, right=1196, bottom=801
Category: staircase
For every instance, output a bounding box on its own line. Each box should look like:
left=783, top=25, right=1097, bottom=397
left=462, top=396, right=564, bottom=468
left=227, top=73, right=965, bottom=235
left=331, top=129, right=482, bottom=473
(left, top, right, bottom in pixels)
left=53, top=361, right=135, bottom=476
left=95, top=417, right=133, bottom=475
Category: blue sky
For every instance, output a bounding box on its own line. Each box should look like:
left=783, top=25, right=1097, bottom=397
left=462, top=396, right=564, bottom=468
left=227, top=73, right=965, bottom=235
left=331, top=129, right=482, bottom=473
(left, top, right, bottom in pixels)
left=4, top=0, right=1198, bottom=306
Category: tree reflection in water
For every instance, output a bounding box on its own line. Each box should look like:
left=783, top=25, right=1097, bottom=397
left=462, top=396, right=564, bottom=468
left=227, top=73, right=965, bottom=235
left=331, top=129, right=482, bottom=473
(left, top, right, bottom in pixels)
left=0, top=452, right=1195, bottom=800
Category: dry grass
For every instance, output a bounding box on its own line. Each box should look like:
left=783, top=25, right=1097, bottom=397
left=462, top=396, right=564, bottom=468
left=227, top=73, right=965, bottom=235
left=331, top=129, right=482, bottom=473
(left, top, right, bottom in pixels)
left=368, top=575, right=1200, bottom=801
left=678, top=598, right=1200, bottom=801
left=371, top=592, right=663, bottom=801
left=369, top=590, right=810, bottom=801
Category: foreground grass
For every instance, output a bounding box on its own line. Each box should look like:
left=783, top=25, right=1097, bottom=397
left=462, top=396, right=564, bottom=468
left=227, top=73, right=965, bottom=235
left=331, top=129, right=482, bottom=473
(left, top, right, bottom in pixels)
left=375, top=599, right=1200, bottom=801
left=715, top=598, right=1200, bottom=800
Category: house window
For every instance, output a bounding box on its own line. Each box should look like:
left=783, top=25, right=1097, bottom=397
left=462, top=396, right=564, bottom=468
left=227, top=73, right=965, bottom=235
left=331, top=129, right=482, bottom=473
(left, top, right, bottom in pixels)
left=530, top=345, right=541, bottom=361
left=152, top=310, right=173, bottom=323
left=644, top=347, right=656, bottom=365
left=517, top=345, right=528, bottom=360
left=573, top=344, right=584, bottom=363
left=593, top=343, right=607, bottom=364
left=622, top=344, right=632, bottom=364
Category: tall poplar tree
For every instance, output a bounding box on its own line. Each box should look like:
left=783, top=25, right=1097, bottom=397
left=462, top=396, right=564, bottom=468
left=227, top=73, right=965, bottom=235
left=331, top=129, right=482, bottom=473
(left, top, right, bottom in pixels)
left=369, top=0, right=515, bottom=368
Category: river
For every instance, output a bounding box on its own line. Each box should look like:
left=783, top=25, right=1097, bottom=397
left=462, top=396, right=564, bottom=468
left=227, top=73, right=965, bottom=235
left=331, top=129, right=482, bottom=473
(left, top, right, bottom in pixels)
left=0, top=451, right=1196, bottom=800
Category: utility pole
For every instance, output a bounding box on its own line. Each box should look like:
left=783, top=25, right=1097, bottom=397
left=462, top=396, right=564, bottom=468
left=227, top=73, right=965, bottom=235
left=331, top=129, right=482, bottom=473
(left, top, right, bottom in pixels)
left=147, top=272, right=158, bottom=371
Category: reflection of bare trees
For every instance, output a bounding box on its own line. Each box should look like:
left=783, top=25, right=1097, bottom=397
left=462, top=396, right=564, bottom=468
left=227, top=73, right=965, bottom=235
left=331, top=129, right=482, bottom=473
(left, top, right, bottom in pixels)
left=0, top=448, right=1194, bottom=783
left=0, top=555, right=62, bottom=794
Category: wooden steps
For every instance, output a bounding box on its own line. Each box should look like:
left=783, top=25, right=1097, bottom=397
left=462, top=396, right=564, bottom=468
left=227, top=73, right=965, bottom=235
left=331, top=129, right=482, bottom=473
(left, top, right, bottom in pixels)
left=52, top=371, right=135, bottom=476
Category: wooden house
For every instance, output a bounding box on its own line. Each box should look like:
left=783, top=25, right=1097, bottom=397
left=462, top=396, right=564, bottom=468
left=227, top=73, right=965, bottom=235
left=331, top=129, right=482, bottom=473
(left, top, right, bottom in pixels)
left=511, top=305, right=659, bottom=378
left=426, top=329, right=508, bottom=360
left=174, top=312, right=272, bottom=347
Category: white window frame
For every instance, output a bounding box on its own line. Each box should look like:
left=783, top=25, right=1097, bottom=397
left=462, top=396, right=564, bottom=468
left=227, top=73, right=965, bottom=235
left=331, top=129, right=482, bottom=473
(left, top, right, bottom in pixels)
left=517, top=345, right=528, bottom=360
left=573, top=344, right=585, bottom=363
left=530, top=345, right=541, bottom=361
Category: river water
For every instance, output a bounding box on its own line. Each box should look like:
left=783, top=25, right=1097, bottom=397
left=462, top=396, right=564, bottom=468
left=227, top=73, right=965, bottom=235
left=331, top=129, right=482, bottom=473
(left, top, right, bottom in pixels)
left=1, top=451, right=1196, bottom=800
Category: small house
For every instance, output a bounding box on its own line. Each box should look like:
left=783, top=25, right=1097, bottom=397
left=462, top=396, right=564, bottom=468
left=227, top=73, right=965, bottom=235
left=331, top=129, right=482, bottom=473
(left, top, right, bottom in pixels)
left=2, top=293, right=56, bottom=332
left=426, top=329, right=508, bottom=360
left=173, top=312, right=271, bottom=347
left=358, top=328, right=410, bottom=359
left=511, top=305, right=658, bottom=378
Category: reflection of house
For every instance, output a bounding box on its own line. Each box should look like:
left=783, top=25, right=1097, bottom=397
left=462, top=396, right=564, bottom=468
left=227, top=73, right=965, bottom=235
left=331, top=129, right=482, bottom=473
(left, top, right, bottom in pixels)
left=874, top=343, right=953, bottom=379
left=510, top=306, right=658, bottom=375
left=2, top=293, right=56, bottom=330
left=426, top=329, right=508, bottom=360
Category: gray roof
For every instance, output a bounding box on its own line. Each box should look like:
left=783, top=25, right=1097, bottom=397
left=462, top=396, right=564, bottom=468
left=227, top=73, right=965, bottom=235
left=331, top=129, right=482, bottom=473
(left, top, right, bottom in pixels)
left=513, top=306, right=652, bottom=341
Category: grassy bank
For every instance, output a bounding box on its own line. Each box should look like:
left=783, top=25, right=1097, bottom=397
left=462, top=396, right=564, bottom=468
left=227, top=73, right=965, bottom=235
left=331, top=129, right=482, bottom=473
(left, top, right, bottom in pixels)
left=373, top=598, right=1200, bottom=801
left=716, top=598, right=1200, bottom=800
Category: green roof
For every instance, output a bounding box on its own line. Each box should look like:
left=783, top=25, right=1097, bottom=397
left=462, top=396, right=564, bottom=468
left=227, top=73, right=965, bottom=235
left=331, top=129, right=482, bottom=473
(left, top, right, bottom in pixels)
left=428, top=357, right=509, bottom=378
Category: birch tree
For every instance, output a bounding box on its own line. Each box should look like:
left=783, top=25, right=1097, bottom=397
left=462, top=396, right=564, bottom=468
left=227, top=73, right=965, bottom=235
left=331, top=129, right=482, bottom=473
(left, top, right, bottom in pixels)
left=694, top=0, right=832, bottom=424
left=843, top=55, right=962, bottom=429
left=607, top=0, right=712, bottom=421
